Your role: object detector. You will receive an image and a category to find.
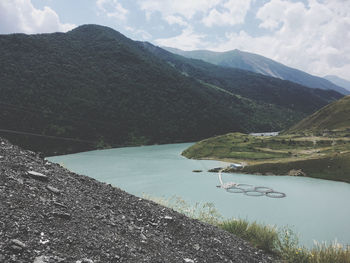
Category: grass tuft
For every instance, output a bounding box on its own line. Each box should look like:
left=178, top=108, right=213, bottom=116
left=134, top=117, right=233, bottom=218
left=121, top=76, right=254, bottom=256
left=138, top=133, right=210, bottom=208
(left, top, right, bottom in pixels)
left=219, top=219, right=278, bottom=253
left=144, top=195, right=350, bottom=263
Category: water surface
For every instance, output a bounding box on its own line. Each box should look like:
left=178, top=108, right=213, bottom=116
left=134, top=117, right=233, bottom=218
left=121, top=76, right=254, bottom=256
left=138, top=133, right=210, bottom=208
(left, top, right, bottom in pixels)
left=48, top=143, right=350, bottom=247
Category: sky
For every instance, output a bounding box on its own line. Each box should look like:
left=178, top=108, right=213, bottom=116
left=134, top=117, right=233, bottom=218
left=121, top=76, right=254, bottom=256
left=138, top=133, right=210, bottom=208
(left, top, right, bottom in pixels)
left=0, top=0, right=349, bottom=81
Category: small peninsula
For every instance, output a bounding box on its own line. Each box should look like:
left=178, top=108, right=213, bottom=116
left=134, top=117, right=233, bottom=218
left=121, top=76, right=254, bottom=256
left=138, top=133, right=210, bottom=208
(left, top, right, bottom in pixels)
left=182, top=96, right=350, bottom=183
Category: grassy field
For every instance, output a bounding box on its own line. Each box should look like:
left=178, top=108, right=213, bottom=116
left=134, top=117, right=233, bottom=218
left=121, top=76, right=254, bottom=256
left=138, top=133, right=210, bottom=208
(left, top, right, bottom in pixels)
left=182, top=132, right=350, bottom=183
left=145, top=195, right=350, bottom=263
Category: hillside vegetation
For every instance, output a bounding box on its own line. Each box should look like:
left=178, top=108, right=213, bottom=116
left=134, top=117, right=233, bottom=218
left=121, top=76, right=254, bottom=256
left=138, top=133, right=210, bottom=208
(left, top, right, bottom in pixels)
left=183, top=96, right=350, bottom=182
left=182, top=131, right=350, bottom=183
left=0, top=25, right=342, bottom=155
left=164, top=47, right=349, bottom=95
left=286, top=96, right=350, bottom=134
left=142, top=43, right=342, bottom=114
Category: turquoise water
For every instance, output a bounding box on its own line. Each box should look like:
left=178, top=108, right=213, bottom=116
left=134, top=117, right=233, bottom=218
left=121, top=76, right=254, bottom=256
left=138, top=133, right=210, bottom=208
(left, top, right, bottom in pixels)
left=48, top=143, right=350, bottom=247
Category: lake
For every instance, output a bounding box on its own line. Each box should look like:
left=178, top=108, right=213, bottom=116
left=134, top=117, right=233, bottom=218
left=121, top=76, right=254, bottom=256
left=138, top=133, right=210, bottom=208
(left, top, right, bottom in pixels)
left=48, top=143, right=350, bottom=247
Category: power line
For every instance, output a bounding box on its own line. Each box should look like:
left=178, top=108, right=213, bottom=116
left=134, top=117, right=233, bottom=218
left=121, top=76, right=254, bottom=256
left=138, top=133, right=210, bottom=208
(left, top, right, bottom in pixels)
left=0, top=128, right=96, bottom=144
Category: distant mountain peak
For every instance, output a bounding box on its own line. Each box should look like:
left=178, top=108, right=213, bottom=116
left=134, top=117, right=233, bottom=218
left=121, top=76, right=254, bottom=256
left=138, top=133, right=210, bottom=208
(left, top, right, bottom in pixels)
left=68, top=24, right=127, bottom=42
left=164, top=47, right=349, bottom=95
left=69, top=24, right=115, bottom=33
left=324, top=75, right=350, bottom=92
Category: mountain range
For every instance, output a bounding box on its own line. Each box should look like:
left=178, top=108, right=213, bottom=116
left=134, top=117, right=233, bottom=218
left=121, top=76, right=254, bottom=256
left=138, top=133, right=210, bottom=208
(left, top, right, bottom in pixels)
left=324, top=75, right=350, bottom=92
left=0, top=24, right=343, bottom=155
left=164, top=47, right=349, bottom=95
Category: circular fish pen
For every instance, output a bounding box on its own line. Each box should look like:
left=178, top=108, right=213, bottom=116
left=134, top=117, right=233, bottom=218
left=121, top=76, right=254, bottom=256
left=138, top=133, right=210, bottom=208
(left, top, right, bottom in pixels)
left=218, top=169, right=286, bottom=198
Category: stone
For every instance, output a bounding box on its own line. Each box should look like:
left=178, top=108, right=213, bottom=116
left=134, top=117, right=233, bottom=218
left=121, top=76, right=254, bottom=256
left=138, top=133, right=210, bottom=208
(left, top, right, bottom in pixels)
left=33, top=256, right=49, bottom=263
left=76, top=259, right=94, bottom=263
left=51, top=212, right=71, bottom=219
left=27, top=171, right=48, bottom=181
left=11, top=239, right=26, bottom=249
left=47, top=185, right=61, bottom=194
left=193, top=244, right=200, bottom=251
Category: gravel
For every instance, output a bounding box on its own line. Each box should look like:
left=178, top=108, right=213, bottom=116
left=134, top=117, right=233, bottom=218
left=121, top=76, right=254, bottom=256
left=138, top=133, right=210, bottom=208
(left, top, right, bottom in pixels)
left=0, top=137, right=274, bottom=263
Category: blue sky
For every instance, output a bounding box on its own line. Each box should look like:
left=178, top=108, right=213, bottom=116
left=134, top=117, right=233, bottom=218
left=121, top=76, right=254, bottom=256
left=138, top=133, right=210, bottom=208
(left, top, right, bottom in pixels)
left=1, top=0, right=349, bottom=81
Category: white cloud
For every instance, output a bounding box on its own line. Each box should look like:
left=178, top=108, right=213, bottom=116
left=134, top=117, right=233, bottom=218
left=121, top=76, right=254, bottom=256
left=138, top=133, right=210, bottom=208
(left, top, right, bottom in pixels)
left=140, top=0, right=221, bottom=19
left=208, top=0, right=350, bottom=80
left=155, top=26, right=208, bottom=50
left=97, top=0, right=128, bottom=21
left=164, top=15, right=188, bottom=27
left=125, top=26, right=152, bottom=40
left=138, top=0, right=221, bottom=20
left=0, top=0, right=75, bottom=34
left=202, top=0, right=252, bottom=27
left=139, top=0, right=251, bottom=27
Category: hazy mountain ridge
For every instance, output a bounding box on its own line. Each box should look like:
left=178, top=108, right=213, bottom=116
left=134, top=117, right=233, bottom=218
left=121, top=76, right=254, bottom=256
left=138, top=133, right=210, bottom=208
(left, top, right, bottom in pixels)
left=0, top=24, right=315, bottom=155
left=324, top=75, right=350, bottom=92
left=142, top=42, right=342, bottom=114
left=164, top=47, right=349, bottom=95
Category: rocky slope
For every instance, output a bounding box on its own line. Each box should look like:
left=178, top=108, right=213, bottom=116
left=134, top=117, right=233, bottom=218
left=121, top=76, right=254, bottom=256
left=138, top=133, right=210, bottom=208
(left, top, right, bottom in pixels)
left=0, top=138, right=273, bottom=263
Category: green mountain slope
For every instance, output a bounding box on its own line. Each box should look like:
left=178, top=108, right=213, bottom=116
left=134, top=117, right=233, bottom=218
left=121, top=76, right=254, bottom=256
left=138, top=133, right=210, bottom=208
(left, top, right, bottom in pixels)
left=142, top=43, right=342, bottom=114
left=164, top=47, right=349, bottom=95
left=0, top=25, right=307, bottom=155
left=286, top=96, right=350, bottom=134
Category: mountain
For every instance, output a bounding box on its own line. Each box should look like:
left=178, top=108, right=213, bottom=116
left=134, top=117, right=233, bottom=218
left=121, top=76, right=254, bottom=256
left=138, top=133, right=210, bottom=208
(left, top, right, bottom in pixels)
left=0, top=25, right=342, bottom=155
left=141, top=42, right=342, bottom=115
left=324, top=75, right=350, bottom=92
left=286, top=95, right=350, bottom=134
left=0, top=25, right=306, bottom=155
left=164, top=47, right=349, bottom=95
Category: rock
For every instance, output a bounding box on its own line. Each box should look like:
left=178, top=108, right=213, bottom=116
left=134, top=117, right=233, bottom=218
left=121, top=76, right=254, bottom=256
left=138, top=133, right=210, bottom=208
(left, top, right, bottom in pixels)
left=208, top=167, right=223, bottom=172
left=53, top=202, right=68, bottom=209
left=33, top=256, right=49, bottom=263
left=0, top=137, right=274, bottom=263
left=46, top=185, right=61, bottom=194
left=76, top=259, right=94, bottom=263
left=27, top=171, right=48, bottom=181
left=288, top=169, right=306, bottom=177
left=51, top=212, right=71, bottom=219
left=11, top=239, right=26, bottom=249
left=140, top=232, right=147, bottom=240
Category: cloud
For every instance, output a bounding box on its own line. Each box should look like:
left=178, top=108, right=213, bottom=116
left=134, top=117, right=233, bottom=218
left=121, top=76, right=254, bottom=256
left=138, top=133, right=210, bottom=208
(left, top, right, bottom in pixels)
left=138, top=0, right=221, bottom=23
left=139, top=0, right=251, bottom=27
left=96, top=0, right=128, bottom=21
left=139, top=0, right=221, bottom=19
left=0, top=0, right=75, bottom=34
left=125, top=26, right=152, bottom=40
left=202, top=0, right=252, bottom=27
left=209, top=0, right=350, bottom=80
left=164, top=15, right=188, bottom=27
left=155, top=26, right=208, bottom=50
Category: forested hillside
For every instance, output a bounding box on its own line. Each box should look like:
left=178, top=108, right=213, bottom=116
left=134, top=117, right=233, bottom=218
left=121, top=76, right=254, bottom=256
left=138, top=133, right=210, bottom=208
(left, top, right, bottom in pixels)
left=142, top=43, right=342, bottom=114
left=0, top=25, right=342, bottom=155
